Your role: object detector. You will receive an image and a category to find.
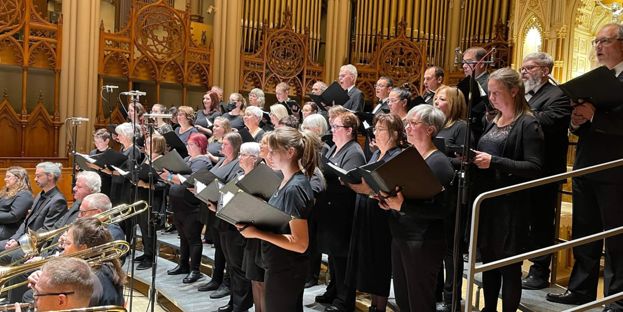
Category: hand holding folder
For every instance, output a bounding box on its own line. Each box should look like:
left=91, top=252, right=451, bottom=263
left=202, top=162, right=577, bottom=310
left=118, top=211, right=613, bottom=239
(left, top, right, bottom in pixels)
left=559, top=66, right=623, bottom=110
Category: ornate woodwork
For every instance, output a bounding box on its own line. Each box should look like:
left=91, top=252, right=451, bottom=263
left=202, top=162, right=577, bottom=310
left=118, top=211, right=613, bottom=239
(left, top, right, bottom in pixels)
left=471, top=21, right=513, bottom=70
left=0, top=0, right=63, bottom=157
left=98, top=0, right=213, bottom=126
left=355, top=21, right=427, bottom=104
left=239, top=10, right=323, bottom=103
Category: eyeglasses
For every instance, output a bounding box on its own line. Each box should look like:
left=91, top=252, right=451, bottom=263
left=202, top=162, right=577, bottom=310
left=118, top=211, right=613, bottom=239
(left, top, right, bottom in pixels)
left=33, top=291, right=75, bottom=298
left=78, top=208, right=99, bottom=216
left=519, top=65, right=543, bottom=72
left=330, top=124, right=349, bottom=130
left=387, top=98, right=402, bottom=103
left=591, top=37, right=623, bottom=47
left=374, top=83, right=388, bottom=88
left=239, top=153, right=257, bottom=158
left=405, top=120, right=425, bottom=128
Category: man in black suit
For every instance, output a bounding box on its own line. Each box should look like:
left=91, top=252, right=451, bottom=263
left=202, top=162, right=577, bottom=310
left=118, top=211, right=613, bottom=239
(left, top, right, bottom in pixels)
left=372, top=76, right=393, bottom=114
left=339, top=64, right=365, bottom=112
left=462, top=46, right=491, bottom=140
left=0, top=162, right=67, bottom=253
left=546, top=23, right=623, bottom=311
left=275, top=81, right=302, bottom=123
left=422, top=66, right=445, bottom=104
left=519, top=52, right=571, bottom=290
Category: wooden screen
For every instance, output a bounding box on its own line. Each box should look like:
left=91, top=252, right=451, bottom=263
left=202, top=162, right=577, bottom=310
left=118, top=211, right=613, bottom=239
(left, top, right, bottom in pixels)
left=239, top=10, right=323, bottom=101
left=0, top=0, right=63, bottom=157
left=97, top=0, right=213, bottom=126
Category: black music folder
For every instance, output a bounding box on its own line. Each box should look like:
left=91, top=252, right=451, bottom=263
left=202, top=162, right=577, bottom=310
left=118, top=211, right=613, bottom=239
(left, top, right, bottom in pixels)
left=216, top=190, right=293, bottom=231
left=362, top=146, right=442, bottom=199
left=75, top=153, right=98, bottom=171
left=324, top=160, right=382, bottom=185
left=234, top=163, right=281, bottom=201
left=195, top=178, right=224, bottom=203
left=559, top=66, right=623, bottom=110
left=92, top=149, right=128, bottom=170
left=151, top=149, right=191, bottom=174
left=180, top=167, right=219, bottom=188
left=163, top=131, right=189, bottom=158
left=309, top=81, right=350, bottom=109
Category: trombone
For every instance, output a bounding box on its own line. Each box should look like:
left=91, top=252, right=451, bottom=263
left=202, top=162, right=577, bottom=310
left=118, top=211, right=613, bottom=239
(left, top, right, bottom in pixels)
left=0, top=200, right=148, bottom=262
left=0, top=240, right=130, bottom=294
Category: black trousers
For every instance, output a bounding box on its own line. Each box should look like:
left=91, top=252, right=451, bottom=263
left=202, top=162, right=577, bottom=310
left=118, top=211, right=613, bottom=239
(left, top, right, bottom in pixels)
left=220, top=230, right=253, bottom=311
left=480, top=248, right=522, bottom=312
left=392, top=238, right=445, bottom=312
left=172, top=211, right=203, bottom=271
left=264, top=259, right=308, bottom=312
left=568, top=178, right=623, bottom=310
left=328, top=255, right=356, bottom=311
left=212, top=222, right=230, bottom=287
left=526, top=183, right=560, bottom=279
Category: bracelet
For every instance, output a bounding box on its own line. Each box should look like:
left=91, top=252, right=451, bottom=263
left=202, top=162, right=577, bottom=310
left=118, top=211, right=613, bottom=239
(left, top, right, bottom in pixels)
left=167, top=174, right=173, bottom=182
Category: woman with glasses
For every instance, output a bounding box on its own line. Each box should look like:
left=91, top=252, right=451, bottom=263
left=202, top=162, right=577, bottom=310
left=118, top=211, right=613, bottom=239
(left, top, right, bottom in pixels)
left=346, top=113, right=407, bottom=312
left=238, top=127, right=320, bottom=311
left=160, top=133, right=212, bottom=284
left=224, top=93, right=246, bottom=130
left=378, top=105, right=454, bottom=312
left=471, top=68, right=544, bottom=312
left=0, top=167, right=32, bottom=241
left=387, top=87, right=412, bottom=121
left=316, top=111, right=366, bottom=312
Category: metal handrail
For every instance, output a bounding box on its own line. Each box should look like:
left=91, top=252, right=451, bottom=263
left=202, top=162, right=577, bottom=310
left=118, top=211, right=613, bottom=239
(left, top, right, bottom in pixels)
left=465, top=158, right=623, bottom=312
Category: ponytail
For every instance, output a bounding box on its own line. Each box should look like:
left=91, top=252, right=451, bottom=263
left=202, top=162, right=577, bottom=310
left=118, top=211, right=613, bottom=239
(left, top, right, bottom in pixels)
left=299, top=130, right=321, bottom=177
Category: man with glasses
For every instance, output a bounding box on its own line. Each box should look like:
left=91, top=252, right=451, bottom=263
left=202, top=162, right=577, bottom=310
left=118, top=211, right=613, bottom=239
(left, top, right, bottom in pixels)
left=422, top=66, right=445, bottom=104
left=373, top=77, right=393, bottom=114
left=546, top=24, right=623, bottom=312
left=0, top=162, right=67, bottom=253
left=519, top=52, right=571, bottom=290
left=26, top=257, right=94, bottom=312
left=462, top=46, right=491, bottom=140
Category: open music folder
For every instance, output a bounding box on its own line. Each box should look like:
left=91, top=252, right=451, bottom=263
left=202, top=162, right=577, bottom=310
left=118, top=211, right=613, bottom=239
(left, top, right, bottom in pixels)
left=309, top=81, right=350, bottom=110
left=163, top=131, right=189, bottom=158
left=559, top=65, right=623, bottom=110
left=151, top=149, right=191, bottom=174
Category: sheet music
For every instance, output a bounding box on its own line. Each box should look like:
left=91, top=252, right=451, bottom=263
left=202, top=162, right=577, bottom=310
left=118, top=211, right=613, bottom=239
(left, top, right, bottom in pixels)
left=110, top=165, right=129, bottom=176
left=76, top=153, right=97, bottom=163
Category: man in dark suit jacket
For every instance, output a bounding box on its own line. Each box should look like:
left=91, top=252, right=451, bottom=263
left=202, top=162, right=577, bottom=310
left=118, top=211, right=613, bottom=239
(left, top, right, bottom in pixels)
left=519, top=52, right=571, bottom=290
left=0, top=162, right=67, bottom=253
left=546, top=24, right=623, bottom=311
left=462, top=47, right=491, bottom=140
left=339, top=64, right=365, bottom=112
left=422, top=66, right=445, bottom=104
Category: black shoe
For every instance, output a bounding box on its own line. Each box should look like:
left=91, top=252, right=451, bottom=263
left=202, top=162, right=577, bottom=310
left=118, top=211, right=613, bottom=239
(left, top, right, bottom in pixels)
left=136, top=260, right=153, bottom=270
left=183, top=271, right=203, bottom=284
left=546, top=290, right=591, bottom=305
left=133, top=255, right=145, bottom=263
left=164, top=224, right=176, bottom=233
left=198, top=280, right=220, bottom=292
left=305, top=279, right=318, bottom=288
left=167, top=265, right=190, bottom=275
left=324, top=306, right=343, bottom=312
left=522, top=275, right=548, bottom=290
left=216, top=304, right=233, bottom=312
left=315, top=293, right=336, bottom=304
left=210, top=284, right=230, bottom=299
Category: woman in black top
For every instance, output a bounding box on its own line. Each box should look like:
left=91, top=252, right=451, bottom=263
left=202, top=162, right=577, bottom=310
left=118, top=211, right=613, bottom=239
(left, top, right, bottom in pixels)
left=378, top=105, right=454, bottom=312
left=175, top=106, right=199, bottom=144
left=238, top=127, right=320, bottom=312
left=317, top=110, right=366, bottom=311
left=195, top=91, right=222, bottom=137
left=346, top=113, right=406, bottom=312
left=0, top=167, right=32, bottom=241
left=223, top=93, right=246, bottom=130
left=206, top=117, right=233, bottom=164
left=89, top=129, right=113, bottom=196
left=161, top=132, right=212, bottom=284
left=471, top=68, right=544, bottom=312
left=243, top=106, right=266, bottom=143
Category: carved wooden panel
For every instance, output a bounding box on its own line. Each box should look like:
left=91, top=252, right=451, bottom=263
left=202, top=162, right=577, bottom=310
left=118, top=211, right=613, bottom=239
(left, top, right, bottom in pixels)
left=0, top=97, right=22, bottom=157
left=356, top=21, right=427, bottom=103
left=471, top=21, right=513, bottom=69
left=98, top=0, right=212, bottom=127
left=239, top=10, right=323, bottom=101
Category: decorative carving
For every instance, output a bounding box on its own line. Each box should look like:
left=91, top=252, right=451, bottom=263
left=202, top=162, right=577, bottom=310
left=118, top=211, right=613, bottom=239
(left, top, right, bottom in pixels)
left=0, top=0, right=25, bottom=40
left=266, top=31, right=305, bottom=78
left=134, top=2, right=186, bottom=63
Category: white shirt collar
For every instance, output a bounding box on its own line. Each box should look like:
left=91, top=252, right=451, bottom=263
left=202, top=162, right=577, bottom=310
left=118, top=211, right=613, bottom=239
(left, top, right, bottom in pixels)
left=612, top=61, right=623, bottom=77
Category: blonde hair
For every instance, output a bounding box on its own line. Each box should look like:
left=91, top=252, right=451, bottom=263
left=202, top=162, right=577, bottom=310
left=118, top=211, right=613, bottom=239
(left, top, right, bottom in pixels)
left=270, top=104, right=289, bottom=121
left=0, top=166, right=31, bottom=198
left=435, top=86, right=467, bottom=127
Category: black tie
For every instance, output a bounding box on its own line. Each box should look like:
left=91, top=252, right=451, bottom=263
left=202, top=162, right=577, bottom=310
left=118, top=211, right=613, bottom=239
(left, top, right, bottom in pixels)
left=618, top=72, right=623, bottom=82
left=527, top=90, right=535, bottom=95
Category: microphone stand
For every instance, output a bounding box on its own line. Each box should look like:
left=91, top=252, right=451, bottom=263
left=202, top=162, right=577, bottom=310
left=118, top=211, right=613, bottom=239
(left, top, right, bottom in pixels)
left=144, top=117, right=160, bottom=312
left=451, top=48, right=496, bottom=312
left=69, top=118, right=86, bottom=188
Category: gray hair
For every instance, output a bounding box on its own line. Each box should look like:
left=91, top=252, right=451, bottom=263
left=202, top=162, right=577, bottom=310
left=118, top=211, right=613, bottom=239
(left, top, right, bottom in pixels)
left=302, top=113, right=328, bottom=136
left=523, top=52, right=554, bottom=71
left=602, top=23, right=623, bottom=39
left=389, top=87, right=411, bottom=101
left=115, top=122, right=135, bottom=139
left=270, top=104, right=289, bottom=120
left=249, top=88, right=265, bottom=106
left=40, top=257, right=94, bottom=304
left=276, top=82, right=289, bottom=94
left=378, top=76, right=394, bottom=88
left=240, top=142, right=261, bottom=157
left=244, top=106, right=263, bottom=119
left=407, top=105, right=446, bottom=137
left=312, top=81, right=328, bottom=93
left=36, top=162, right=62, bottom=182
left=82, top=193, right=112, bottom=212
left=340, top=64, right=358, bottom=81
left=76, top=171, right=101, bottom=193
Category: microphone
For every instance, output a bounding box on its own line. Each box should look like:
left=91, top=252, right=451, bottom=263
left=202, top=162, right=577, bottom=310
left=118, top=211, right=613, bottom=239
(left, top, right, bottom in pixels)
left=143, top=113, right=173, bottom=119
left=69, top=117, right=89, bottom=123
left=490, top=47, right=497, bottom=65
left=103, top=85, right=118, bottom=89
left=120, top=90, right=147, bottom=96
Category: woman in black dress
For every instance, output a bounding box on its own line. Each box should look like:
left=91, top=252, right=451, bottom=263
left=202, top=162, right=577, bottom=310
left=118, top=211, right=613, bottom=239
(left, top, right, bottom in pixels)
left=175, top=106, right=199, bottom=144
left=0, top=167, right=32, bottom=241
left=223, top=93, right=246, bottom=130
left=471, top=68, right=544, bottom=312
left=243, top=106, right=266, bottom=143
left=317, top=111, right=366, bottom=312
left=160, top=132, right=212, bottom=284
left=238, top=127, right=319, bottom=312
left=346, top=113, right=406, bottom=312
left=206, top=116, right=233, bottom=165
left=378, top=105, right=454, bottom=312
left=195, top=91, right=222, bottom=137
left=89, top=129, right=113, bottom=196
